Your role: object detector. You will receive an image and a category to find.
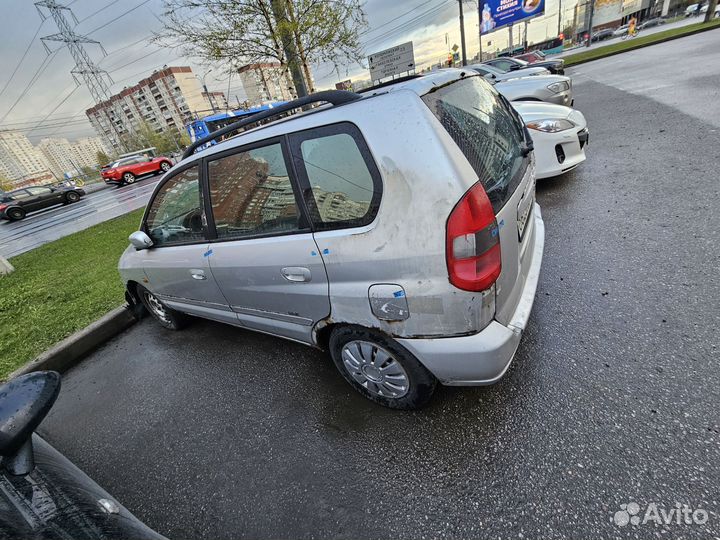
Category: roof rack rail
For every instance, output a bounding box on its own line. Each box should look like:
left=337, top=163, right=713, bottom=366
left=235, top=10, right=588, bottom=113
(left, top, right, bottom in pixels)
left=182, top=90, right=363, bottom=159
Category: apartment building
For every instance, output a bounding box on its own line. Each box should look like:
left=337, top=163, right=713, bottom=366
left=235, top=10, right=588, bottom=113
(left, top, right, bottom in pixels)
left=202, top=91, right=229, bottom=112
left=37, top=136, right=110, bottom=177
left=86, top=66, right=213, bottom=151
left=237, top=63, right=296, bottom=106
left=0, top=130, right=53, bottom=186
left=73, top=137, right=110, bottom=168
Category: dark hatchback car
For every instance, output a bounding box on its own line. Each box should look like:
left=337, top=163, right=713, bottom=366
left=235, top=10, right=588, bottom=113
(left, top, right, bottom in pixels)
left=0, top=184, right=85, bottom=221
left=486, top=56, right=565, bottom=75
left=639, top=17, right=666, bottom=29
left=591, top=28, right=615, bottom=41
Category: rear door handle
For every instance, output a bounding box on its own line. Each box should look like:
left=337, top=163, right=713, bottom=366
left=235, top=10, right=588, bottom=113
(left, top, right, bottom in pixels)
left=281, top=267, right=311, bottom=282
left=190, top=269, right=207, bottom=280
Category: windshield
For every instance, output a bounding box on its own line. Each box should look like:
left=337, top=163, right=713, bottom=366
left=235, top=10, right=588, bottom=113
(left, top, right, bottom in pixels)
left=421, top=76, right=527, bottom=212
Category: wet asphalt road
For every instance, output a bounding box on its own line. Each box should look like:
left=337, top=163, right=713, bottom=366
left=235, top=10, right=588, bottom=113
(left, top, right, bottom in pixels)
left=38, top=31, right=720, bottom=539
left=0, top=177, right=159, bottom=258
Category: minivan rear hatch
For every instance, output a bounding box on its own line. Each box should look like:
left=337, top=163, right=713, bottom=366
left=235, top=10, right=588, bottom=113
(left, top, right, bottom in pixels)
left=421, top=74, right=536, bottom=325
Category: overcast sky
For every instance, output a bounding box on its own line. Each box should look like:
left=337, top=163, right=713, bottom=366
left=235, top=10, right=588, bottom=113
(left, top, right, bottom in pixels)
left=0, top=0, right=575, bottom=143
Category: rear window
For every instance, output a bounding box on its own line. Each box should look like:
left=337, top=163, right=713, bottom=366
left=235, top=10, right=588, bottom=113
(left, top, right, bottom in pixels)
left=422, top=76, right=527, bottom=212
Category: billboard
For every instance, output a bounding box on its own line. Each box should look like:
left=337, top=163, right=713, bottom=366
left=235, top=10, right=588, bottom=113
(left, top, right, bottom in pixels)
left=480, top=0, right=545, bottom=34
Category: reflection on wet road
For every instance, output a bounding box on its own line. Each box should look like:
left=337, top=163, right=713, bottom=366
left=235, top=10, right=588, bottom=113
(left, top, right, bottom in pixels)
left=0, top=180, right=159, bottom=258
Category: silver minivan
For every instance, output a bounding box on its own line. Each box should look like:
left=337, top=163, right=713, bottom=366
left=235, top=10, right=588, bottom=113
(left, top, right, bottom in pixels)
left=119, top=69, right=545, bottom=409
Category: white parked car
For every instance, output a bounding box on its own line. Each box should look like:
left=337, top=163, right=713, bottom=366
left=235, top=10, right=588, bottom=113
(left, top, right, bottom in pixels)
left=512, top=101, right=588, bottom=178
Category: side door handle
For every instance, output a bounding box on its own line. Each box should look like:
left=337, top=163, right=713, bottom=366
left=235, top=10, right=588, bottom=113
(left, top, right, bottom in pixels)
left=281, top=267, right=311, bottom=282
left=190, top=269, right=207, bottom=280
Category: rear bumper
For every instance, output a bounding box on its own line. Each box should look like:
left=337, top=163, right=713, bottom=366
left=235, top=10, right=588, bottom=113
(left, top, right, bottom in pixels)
left=397, top=204, right=545, bottom=386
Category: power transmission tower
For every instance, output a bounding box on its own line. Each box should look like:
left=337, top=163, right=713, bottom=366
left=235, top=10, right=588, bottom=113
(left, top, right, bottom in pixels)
left=34, top=1, right=125, bottom=151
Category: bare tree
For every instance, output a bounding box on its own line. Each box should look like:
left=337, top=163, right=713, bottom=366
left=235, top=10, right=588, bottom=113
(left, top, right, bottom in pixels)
left=153, top=0, right=367, bottom=93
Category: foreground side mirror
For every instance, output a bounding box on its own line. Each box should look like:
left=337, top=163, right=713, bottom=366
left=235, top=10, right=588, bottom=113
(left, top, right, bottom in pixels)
left=129, top=231, right=154, bottom=250
left=0, top=371, right=61, bottom=475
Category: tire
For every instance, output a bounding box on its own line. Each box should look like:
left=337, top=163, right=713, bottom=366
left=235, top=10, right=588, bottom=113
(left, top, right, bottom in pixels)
left=65, top=191, right=80, bottom=203
left=137, top=285, right=190, bottom=330
left=329, top=326, right=437, bottom=410
left=7, top=207, right=26, bottom=221
left=159, top=161, right=171, bottom=173
left=122, top=172, right=136, bottom=185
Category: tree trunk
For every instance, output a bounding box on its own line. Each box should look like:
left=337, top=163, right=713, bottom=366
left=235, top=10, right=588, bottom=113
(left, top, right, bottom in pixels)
left=285, top=0, right=314, bottom=93
left=257, top=0, right=296, bottom=97
left=704, top=0, right=718, bottom=22
left=270, top=0, right=308, bottom=98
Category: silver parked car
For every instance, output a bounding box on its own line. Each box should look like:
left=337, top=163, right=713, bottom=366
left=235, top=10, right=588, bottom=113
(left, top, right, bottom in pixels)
left=119, top=70, right=545, bottom=409
left=491, top=73, right=574, bottom=106
left=469, top=63, right=550, bottom=81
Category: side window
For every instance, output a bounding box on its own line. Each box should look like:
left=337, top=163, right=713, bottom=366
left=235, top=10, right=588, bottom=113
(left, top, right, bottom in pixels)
left=27, top=187, right=53, bottom=196
left=207, top=142, right=302, bottom=240
left=10, top=190, right=31, bottom=200
left=144, top=166, right=204, bottom=246
left=493, top=60, right=512, bottom=71
left=290, top=123, right=381, bottom=230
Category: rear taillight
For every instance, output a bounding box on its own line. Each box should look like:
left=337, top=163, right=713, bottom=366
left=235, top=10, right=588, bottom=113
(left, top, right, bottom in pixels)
left=446, top=181, right=501, bottom=291
left=0, top=204, right=7, bottom=212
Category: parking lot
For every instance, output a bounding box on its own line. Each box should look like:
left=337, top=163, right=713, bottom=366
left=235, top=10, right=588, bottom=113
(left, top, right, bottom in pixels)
left=38, top=31, right=720, bottom=539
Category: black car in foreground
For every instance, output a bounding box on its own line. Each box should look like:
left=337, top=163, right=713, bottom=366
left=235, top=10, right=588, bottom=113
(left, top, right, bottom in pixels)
left=0, top=372, right=165, bottom=539
left=486, top=55, right=565, bottom=76
left=0, top=184, right=85, bottom=221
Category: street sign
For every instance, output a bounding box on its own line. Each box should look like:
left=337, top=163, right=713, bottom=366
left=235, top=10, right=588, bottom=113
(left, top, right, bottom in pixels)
left=452, top=43, right=459, bottom=52
left=368, top=41, right=415, bottom=81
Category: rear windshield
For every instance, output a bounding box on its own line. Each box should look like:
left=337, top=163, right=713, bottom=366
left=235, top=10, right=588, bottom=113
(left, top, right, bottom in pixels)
left=421, top=76, right=527, bottom=212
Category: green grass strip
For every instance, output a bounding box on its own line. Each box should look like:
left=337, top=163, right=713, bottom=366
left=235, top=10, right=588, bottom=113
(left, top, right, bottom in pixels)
left=0, top=209, right=144, bottom=379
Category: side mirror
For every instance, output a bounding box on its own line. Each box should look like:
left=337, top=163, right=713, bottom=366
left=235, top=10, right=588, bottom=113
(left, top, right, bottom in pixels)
left=0, top=371, right=61, bottom=475
left=129, top=231, right=154, bottom=250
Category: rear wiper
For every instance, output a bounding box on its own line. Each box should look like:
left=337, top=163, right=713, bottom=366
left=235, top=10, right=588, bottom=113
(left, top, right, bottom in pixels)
left=521, top=134, right=534, bottom=157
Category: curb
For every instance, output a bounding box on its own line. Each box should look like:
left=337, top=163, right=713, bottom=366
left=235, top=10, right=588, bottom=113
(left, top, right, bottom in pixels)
left=564, top=22, right=720, bottom=67
left=8, top=305, right=138, bottom=380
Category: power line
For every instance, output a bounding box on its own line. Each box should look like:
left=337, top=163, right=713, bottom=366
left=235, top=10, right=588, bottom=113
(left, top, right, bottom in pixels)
left=360, top=0, right=437, bottom=36
left=85, top=0, right=151, bottom=36
left=0, top=48, right=61, bottom=124
left=75, top=0, right=123, bottom=24
left=26, top=84, right=81, bottom=136
left=0, top=22, right=45, bottom=99
left=364, top=0, right=454, bottom=47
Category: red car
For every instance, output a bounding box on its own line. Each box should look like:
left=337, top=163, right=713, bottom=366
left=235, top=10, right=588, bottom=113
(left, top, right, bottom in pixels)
left=101, top=155, right=173, bottom=186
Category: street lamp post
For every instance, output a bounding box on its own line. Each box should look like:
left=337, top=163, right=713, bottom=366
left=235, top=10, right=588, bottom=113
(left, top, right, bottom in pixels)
left=201, top=69, right=216, bottom=113
left=585, top=0, right=595, bottom=47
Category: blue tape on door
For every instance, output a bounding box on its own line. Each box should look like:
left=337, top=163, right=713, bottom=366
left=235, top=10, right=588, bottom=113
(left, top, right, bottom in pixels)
left=203, top=249, right=213, bottom=257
